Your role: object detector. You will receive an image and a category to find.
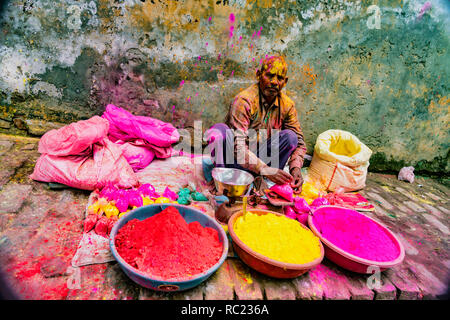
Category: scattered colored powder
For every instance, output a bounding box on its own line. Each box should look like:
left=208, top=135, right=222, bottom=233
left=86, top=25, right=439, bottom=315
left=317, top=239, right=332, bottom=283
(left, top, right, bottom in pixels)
left=312, top=207, right=400, bottom=262
left=233, top=212, right=322, bottom=264
left=115, top=206, right=223, bottom=280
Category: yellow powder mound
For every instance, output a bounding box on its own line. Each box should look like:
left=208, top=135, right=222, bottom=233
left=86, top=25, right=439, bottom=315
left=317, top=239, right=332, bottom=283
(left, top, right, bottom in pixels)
left=234, top=212, right=322, bottom=264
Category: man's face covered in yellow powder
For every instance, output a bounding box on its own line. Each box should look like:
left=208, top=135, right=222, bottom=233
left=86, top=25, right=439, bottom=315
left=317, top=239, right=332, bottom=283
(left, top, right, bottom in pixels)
left=256, top=56, right=288, bottom=102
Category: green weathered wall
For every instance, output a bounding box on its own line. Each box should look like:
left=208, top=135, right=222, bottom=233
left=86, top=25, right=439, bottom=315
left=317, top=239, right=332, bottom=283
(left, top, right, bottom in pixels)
left=0, top=0, right=448, bottom=173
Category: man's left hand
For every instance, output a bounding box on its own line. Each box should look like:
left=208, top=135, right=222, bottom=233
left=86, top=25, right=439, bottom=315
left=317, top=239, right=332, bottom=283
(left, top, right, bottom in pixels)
left=290, top=167, right=304, bottom=194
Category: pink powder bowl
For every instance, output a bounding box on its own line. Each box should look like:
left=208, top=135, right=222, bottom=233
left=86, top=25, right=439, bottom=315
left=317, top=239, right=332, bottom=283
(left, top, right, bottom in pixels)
left=308, top=206, right=405, bottom=274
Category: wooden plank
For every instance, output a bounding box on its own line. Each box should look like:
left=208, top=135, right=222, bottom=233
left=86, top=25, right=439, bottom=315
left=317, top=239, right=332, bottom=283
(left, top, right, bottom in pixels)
left=422, top=214, right=449, bottom=235
left=204, top=260, right=234, bottom=300
left=260, top=276, right=297, bottom=300
left=374, top=275, right=397, bottom=300
left=228, top=259, right=263, bottom=300
left=292, top=270, right=323, bottom=300
left=343, top=273, right=375, bottom=300
left=407, top=263, right=447, bottom=299
left=139, top=288, right=172, bottom=300
left=366, top=192, right=395, bottom=210
left=308, top=262, right=351, bottom=300
left=172, top=284, right=204, bottom=300
left=385, top=265, right=421, bottom=300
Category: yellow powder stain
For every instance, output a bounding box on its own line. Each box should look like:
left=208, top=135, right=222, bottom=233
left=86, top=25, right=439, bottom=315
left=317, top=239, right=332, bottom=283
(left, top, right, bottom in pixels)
left=267, top=59, right=286, bottom=76
left=234, top=212, right=321, bottom=264
left=234, top=264, right=253, bottom=284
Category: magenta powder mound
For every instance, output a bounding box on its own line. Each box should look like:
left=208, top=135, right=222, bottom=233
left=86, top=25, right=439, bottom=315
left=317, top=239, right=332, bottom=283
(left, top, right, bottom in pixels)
left=312, top=207, right=400, bottom=262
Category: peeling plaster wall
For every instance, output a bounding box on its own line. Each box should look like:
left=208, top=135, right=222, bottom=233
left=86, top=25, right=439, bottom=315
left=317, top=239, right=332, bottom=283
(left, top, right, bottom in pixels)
left=0, top=0, right=448, bottom=173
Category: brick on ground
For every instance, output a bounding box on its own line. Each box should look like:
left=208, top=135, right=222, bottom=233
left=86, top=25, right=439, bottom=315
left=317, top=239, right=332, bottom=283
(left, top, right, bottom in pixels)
left=384, top=264, right=421, bottom=300
left=421, top=203, right=443, bottom=218
left=292, top=269, right=323, bottom=300
left=204, top=260, right=234, bottom=300
left=309, top=262, right=351, bottom=300
left=366, top=192, right=395, bottom=210
left=66, top=264, right=109, bottom=300
left=102, top=263, right=141, bottom=300
left=228, top=259, right=263, bottom=300
left=0, top=140, right=14, bottom=156
left=172, top=284, right=205, bottom=300
left=0, top=184, right=32, bottom=213
left=0, top=213, right=15, bottom=232
left=421, top=214, right=450, bottom=236
left=260, top=276, right=297, bottom=300
left=407, top=262, right=448, bottom=299
left=341, top=271, right=375, bottom=300
left=0, top=168, right=15, bottom=187
left=373, top=274, right=397, bottom=300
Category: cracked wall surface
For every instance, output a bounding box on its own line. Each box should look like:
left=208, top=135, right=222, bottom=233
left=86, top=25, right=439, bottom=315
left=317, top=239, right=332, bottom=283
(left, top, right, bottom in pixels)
left=0, top=0, right=448, bottom=173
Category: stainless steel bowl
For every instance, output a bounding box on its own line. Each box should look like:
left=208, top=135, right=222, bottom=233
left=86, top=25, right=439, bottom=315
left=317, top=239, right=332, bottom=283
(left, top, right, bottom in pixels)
left=212, top=167, right=254, bottom=198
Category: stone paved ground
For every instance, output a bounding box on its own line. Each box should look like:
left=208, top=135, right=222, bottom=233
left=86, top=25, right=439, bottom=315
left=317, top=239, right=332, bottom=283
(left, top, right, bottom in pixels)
left=0, top=133, right=448, bottom=300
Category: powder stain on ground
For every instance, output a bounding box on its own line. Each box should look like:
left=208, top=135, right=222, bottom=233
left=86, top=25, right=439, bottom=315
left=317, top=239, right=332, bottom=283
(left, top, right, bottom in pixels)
left=233, top=212, right=322, bottom=264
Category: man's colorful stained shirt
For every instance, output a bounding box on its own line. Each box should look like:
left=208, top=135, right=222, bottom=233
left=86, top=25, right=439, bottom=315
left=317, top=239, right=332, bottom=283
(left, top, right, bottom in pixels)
left=225, top=83, right=307, bottom=174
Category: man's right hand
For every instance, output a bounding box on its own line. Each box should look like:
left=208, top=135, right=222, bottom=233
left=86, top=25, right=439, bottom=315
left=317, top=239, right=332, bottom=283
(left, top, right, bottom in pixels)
left=260, top=167, right=293, bottom=185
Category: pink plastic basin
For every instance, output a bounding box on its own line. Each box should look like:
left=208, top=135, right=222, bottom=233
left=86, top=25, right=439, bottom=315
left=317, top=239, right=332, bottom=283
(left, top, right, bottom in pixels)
left=308, top=206, right=405, bottom=274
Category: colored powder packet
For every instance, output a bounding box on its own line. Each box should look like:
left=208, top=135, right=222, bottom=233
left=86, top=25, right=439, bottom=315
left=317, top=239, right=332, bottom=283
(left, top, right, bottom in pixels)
left=269, top=183, right=294, bottom=202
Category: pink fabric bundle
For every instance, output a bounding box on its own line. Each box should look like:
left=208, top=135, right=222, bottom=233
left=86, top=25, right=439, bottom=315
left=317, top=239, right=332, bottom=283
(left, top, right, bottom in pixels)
left=30, top=117, right=139, bottom=190
left=102, top=104, right=180, bottom=169
left=118, top=141, right=155, bottom=171
left=38, top=116, right=109, bottom=156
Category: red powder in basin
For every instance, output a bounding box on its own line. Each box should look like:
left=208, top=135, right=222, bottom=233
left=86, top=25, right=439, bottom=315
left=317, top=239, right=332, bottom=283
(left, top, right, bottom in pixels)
left=115, top=206, right=223, bottom=280
left=313, top=208, right=400, bottom=262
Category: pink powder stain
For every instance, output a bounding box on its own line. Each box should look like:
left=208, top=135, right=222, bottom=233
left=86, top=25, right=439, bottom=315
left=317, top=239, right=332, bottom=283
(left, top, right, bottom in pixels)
left=179, top=80, right=185, bottom=87
left=229, top=13, right=235, bottom=23
left=419, top=1, right=432, bottom=15
left=313, top=207, right=400, bottom=262
left=205, top=42, right=208, bottom=46
left=208, top=16, right=212, bottom=22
